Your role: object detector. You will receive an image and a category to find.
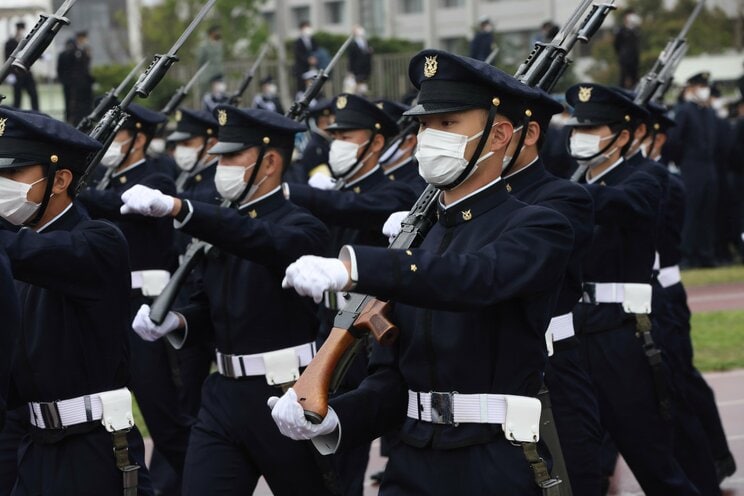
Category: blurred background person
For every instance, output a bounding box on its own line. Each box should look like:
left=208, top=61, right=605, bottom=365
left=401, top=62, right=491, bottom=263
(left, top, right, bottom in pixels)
left=252, top=76, right=284, bottom=114
left=293, top=21, right=318, bottom=94
left=4, top=22, right=39, bottom=110
left=345, top=25, right=372, bottom=96
left=614, top=9, right=642, bottom=89
left=59, top=31, right=94, bottom=126
left=469, top=16, right=494, bottom=61
left=197, top=25, right=224, bottom=95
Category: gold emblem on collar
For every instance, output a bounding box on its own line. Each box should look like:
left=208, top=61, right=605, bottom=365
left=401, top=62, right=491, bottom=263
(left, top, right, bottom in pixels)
left=506, top=183, right=512, bottom=193
left=0, top=117, right=7, bottom=137
left=336, top=95, right=348, bottom=110
left=119, top=176, right=127, bottom=184
left=410, top=264, right=418, bottom=272
left=217, top=109, right=228, bottom=126
left=578, top=86, right=593, bottom=103
left=376, top=102, right=384, bottom=110
left=175, top=110, right=182, bottom=122
left=424, top=55, right=438, bottom=78
left=353, top=186, right=361, bottom=194
left=388, top=174, right=395, bottom=181
left=248, top=209, right=258, bottom=219
left=195, top=174, right=202, bottom=182
left=461, top=209, right=473, bottom=221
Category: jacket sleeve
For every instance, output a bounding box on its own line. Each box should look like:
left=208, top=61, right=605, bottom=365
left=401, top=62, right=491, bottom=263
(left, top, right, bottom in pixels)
left=179, top=201, right=330, bottom=275
left=585, top=169, right=661, bottom=227
left=289, top=183, right=418, bottom=231
left=350, top=206, right=574, bottom=311
left=0, top=248, right=20, bottom=416
left=78, top=173, right=177, bottom=223
left=0, top=219, right=129, bottom=300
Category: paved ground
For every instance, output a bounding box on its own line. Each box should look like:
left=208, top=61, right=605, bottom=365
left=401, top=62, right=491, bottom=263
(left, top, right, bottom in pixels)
left=687, top=282, right=744, bottom=313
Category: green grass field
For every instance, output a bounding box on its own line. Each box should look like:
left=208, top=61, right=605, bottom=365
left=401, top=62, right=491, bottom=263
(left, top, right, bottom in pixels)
left=682, top=265, right=744, bottom=288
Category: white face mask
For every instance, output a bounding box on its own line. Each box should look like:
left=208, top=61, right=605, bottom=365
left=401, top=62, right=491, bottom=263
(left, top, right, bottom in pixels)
left=215, top=163, right=267, bottom=203
left=174, top=144, right=202, bottom=172
left=695, top=87, right=710, bottom=102
left=329, top=139, right=369, bottom=178
left=264, top=84, right=278, bottom=97
left=101, top=138, right=132, bottom=168
left=415, top=126, right=493, bottom=188
left=301, top=27, right=313, bottom=37
left=213, top=82, right=227, bottom=95
left=569, top=132, right=617, bottom=169
left=0, top=176, right=46, bottom=226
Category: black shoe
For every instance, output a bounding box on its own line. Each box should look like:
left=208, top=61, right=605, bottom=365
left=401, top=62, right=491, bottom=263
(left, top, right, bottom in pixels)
left=715, top=452, right=736, bottom=484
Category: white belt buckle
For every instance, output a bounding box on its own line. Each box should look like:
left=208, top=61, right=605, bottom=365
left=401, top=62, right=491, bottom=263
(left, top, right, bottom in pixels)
left=262, top=348, right=300, bottom=386
left=503, top=395, right=541, bottom=443
left=98, top=388, right=134, bottom=433
left=622, top=283, right=652, bottom=314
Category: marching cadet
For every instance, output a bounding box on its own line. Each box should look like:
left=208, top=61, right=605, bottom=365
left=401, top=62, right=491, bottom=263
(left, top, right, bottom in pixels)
left=565, top=83, right=700, bottom=495
left=271, top=50, right=575, bottom=495
left=375, top=99, right=427, bottom=194
left=168, top=108, right=221, bottom=419
left=283, top=93, right=418, bottom=495
left=286, top=99, right=335, bottom=184
left=499, top=91, right=601, bottom=495
left=77, top=104, right=191, bottom=495
left=118, top=106, right=335, bottom=495
left=665, top=73, right=718, bottom=268
left=645, top=105, right=737, bottom=484
left=0, top=107, right=152, bottom=494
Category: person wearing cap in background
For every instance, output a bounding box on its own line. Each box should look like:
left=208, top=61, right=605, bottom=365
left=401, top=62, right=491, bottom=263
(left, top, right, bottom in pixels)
left=665, top=72, right=718, bottom=268
left=283, top=93, right=418, bottom=495
left=649, top=104, right=739, bottom=485
left=117, top=106, right=334, bottom=495
left=469, top=16, right=494, bottom=62
left=196, top=25, right=225, bottom=97
left=77, top=103, right=191, bottom=496
left=346, top=26, right=373, bottom=96
left=3, top=23, right=39, bottom=111
left=294, top=21, right=319, bottom=95
left=619, top=90, right=723, bottom=495
left=564, top=83, right=701, bottom=495
left=165, top=108, right=221, bottom=423
left=0, top=107, right=153, bottom=494
left=271, top=49, right=574, bottom=495
left=286, top=99, right=335, bottom=184
left=202, top=75, right=229, bottom=114
left=375, top=99, right=427, bottom=195
left=296, top=69, right=323, bottom=107
left=710, top=84, right=738, bottom=266
left=496, top=90, right=601, bottom=496
left=252, top=76, right=285, bottom=115
left=58, top=31, right=95, bottom=127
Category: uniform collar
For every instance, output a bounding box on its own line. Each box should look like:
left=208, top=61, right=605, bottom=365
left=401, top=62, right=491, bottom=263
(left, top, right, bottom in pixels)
left=502, top=157, right=544, bottom=193
left=344, top=165, right=386, bottom=194
left=384, top=156, right=414, bottom=176
left=113, top=158, right=146, bottom=178
left=437, top=177, right=508, bottom=227
left=585, top=158, right=624, bottom=184
left=237, top=186, right=285, bottom=219
left=625, top=150, right=644, bottom=167
left=34, top=202, right=82, bottom=233
left=189, top=157, right=218, bottom=179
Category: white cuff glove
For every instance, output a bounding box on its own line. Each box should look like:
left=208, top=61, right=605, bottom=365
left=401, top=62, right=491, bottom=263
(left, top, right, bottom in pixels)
left=120, top=184, right=175, bottom=217
left=308, top=172, right=337, bottom=191
left=282, top=256, right=350, bottom=304
left=382, top=210, right=409, bottom=244
left=268, top=388, right=339, bottom=441
left=131, top=304, right=180, bottom=342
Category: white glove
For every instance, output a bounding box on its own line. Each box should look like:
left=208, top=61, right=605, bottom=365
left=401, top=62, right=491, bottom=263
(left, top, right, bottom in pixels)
left=308, top=172, right=337, bottom=191
left=282, top=256, right=350, bottom=304
left=382, top=210, right=409, bottom=243
left=131, top=304, right=180, bottom=342
left=120, top=184, right=175, bottom=217
left=267, top=388, right=339, bottom=440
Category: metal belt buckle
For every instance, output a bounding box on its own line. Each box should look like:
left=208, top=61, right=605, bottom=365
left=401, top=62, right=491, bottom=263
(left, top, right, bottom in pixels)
left=430, top=391, right=455, bottom=425
left=582, top=283, right=597, bottom=305
left=38, top=401, right=63, bottom=429
left=220, top=353, right=236, bottom=378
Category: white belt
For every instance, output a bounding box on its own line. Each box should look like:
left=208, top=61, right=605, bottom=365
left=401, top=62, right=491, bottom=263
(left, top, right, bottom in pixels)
left=581, top=282, right=652, bottom=314
left=29, top=387, right=131, bottom=430
left=131, top=270, right=171, bottom=297
left=216, top=342, right=316, bottom=385
left=658, top=265, right=681, bottom=288
left=406, top=390, right=541, bottom=442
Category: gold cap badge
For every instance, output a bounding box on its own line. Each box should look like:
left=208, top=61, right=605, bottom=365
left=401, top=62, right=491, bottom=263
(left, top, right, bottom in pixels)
left=217, top=109, right=228, bottom=126
left=336, top=95, right=348, bottom=110
left=424, top=55, right=438, bottom=78
left=175, top=110, right=182, bottom=122
left=0, top=117, right=7, bottom=137
left=578, top=86, right=593, bottom=103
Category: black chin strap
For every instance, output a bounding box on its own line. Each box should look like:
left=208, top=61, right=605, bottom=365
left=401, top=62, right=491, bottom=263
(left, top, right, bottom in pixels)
left=234, top=145, right=267, bottom=206
left=116, top=131, right=139, bottom=170
left=502, top=115, right=531, bottom=178
left=444, top=105, right=499, bottom=190
left=27, top=163, right=59, bottom=227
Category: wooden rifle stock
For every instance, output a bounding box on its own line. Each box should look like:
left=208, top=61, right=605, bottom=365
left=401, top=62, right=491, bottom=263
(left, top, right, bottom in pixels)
left=293, top=299, right=399, bottom=422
